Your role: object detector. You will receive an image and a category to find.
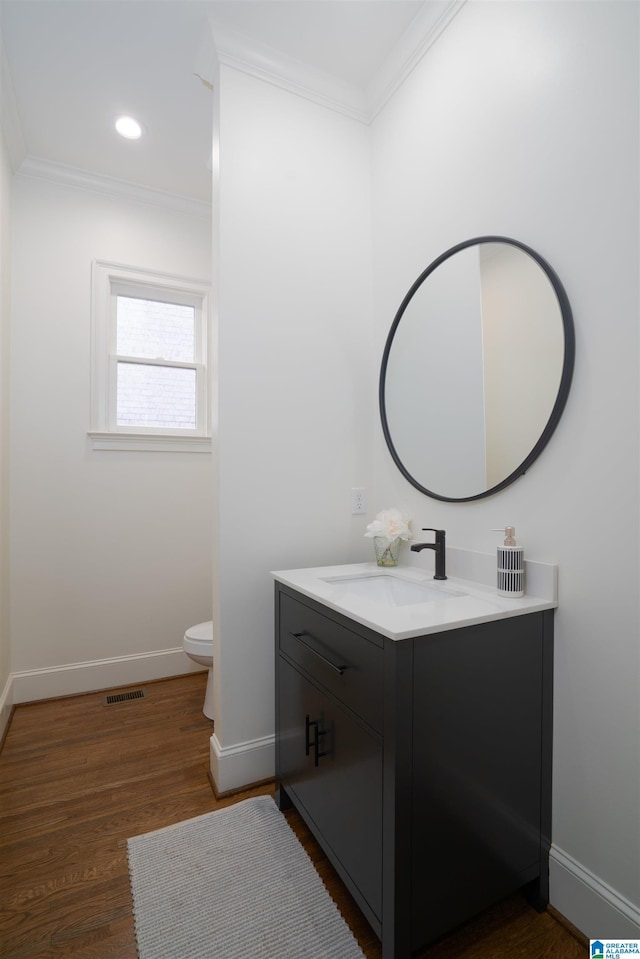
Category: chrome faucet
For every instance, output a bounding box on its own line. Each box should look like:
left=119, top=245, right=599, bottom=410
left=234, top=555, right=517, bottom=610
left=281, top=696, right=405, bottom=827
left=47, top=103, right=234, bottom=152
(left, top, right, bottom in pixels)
left=410, top=528, right=447, bottom=580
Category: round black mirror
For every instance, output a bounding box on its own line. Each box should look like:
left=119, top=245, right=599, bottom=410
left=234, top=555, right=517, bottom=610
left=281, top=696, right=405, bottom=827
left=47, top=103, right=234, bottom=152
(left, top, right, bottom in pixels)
left=379, top=236, right=575, bottom=502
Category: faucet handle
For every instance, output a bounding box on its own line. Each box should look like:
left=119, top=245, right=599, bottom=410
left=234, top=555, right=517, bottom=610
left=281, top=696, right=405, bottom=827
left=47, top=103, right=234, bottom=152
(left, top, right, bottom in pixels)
left=421, top=527, right=445, bottom=536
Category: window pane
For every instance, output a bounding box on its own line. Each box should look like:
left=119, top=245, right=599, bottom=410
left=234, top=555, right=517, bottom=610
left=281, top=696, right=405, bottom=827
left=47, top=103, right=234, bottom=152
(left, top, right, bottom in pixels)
left=117, top=296, right=195, bottom=362
left=117, top=363, right=197, bottom=429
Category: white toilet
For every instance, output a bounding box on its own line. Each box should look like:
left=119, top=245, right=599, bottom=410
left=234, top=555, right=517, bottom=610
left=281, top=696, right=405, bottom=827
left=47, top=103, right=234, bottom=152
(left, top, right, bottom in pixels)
left=183, top=621, right=214, bottom=720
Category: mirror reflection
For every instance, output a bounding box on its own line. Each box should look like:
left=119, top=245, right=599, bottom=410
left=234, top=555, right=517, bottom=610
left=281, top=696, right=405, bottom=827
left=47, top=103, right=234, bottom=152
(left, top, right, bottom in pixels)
left=380, top=238, right=574, bottom=502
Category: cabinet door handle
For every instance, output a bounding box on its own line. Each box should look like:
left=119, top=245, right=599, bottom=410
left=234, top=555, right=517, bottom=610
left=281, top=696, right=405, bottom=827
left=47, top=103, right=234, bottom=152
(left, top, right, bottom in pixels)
left=305, top=714, right=327, bottom=767
left=313, top=724, right=328, bottom=767
left=291, top=632, right=348, bottom=675
left=305, top=714, right=317, bottom=756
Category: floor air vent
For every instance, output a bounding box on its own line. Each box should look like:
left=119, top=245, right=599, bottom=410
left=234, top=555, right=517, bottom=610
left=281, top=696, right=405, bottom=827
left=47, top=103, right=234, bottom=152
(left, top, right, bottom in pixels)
left=103, top=688, right=146, bottom=706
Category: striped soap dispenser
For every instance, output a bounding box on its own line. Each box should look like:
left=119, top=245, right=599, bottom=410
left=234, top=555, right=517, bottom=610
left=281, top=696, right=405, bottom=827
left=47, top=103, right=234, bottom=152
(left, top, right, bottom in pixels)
left=493, top=526, right=525, bottom=597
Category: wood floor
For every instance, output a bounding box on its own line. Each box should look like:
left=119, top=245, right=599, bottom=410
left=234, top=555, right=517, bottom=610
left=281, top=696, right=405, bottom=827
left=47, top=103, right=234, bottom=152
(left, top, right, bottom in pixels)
left=0, top=673, right=586, bottom=959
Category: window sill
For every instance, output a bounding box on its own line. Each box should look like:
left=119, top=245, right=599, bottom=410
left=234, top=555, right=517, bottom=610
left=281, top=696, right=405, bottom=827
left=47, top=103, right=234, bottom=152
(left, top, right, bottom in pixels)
left=88, top=431, right=212, bottom=453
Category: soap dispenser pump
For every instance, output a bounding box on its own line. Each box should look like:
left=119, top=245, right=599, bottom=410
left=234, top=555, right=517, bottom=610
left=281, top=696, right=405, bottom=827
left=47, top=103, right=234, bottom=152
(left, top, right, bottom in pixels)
left=493, top=526, right=524, bottom=597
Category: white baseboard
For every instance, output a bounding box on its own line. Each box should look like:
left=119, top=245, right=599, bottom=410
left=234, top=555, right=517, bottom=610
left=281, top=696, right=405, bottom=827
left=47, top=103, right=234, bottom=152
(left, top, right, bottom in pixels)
left=209, top=731, right=275, bottom=794
left=9, top=648, right=203, bottom=706
left=550, top=844, right=640, bottom=938
left=0, top=674, right=13, bottom=743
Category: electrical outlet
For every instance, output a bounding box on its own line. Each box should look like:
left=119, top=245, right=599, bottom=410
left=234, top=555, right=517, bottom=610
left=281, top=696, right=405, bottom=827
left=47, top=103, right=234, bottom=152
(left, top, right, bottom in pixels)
left=351, top=488, right=366, bottom=515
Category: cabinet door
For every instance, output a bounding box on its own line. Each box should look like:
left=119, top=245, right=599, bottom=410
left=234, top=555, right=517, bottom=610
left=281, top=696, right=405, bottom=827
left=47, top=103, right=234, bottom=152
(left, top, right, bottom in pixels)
left=278, top=657, right=382, bottom=921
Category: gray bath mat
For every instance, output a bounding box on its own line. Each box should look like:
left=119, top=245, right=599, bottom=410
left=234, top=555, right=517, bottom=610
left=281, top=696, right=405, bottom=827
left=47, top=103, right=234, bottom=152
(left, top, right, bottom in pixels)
left=127, top=794, right=366, bottom=959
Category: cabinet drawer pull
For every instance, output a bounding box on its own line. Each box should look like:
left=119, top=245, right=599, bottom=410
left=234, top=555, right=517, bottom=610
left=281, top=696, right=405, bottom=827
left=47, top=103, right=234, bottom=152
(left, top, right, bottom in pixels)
left=291, top=632, right=348, bottom=675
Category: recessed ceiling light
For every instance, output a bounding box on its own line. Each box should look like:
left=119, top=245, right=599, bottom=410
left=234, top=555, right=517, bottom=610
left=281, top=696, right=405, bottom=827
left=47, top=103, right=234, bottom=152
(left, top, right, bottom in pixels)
left=115, top=116, right=143, bottom=140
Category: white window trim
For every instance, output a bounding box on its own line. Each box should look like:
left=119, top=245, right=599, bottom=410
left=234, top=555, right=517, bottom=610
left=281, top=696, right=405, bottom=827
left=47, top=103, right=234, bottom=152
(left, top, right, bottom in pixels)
left=90, top=261, right=212, bottom=452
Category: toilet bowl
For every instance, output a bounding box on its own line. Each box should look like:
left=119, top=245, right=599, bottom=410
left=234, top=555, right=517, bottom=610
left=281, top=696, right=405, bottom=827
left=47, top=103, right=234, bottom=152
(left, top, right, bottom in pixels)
left=183, top=621, right=214, bottom=720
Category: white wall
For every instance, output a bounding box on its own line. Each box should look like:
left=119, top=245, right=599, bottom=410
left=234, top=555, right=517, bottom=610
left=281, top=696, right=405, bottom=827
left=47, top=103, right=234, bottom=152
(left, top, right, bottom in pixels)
left=371, top=0, right=639, bottom=938
left=10, top=174, right=214, bottom=699
left=211, top=65, right=373, bottom=790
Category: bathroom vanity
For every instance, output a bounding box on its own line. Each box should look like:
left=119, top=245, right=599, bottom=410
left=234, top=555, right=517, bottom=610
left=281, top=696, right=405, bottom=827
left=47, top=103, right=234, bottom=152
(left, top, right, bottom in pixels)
left=273, top=559, right=556, bottom=959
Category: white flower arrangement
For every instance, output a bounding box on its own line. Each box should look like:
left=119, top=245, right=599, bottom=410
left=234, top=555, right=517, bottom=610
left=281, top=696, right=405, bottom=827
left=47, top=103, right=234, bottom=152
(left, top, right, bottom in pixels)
left=364, top=508, right=412, bottom=543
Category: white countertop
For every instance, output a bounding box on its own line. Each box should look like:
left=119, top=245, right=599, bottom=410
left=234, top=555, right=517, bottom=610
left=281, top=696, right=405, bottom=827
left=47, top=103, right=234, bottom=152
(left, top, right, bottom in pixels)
left=272, top=552, right=558, bottom=641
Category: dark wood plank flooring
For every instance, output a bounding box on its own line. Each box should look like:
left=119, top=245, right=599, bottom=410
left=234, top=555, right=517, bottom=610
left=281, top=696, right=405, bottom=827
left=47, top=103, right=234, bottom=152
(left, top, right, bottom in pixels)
left=0, top=673, right=586, bottom=958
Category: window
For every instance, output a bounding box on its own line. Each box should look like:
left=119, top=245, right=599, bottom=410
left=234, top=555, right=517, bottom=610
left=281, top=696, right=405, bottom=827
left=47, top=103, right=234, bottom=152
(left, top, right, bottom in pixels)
left=90, top=262, right=211, bottom=451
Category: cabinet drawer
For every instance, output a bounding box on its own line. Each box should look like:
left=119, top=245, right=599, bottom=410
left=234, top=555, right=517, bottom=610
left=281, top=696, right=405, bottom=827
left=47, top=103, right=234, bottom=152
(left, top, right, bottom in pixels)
left=278, top=590, right=383, bottom=733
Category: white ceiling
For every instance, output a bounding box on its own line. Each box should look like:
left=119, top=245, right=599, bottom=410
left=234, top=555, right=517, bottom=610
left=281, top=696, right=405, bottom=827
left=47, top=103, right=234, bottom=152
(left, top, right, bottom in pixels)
left=0, top=1, right=441, bottom=203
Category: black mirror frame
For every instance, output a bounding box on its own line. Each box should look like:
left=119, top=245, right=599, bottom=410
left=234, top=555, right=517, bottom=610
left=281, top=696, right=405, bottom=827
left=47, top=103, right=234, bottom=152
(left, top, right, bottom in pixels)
left=379, top=236, right=575, bottom=503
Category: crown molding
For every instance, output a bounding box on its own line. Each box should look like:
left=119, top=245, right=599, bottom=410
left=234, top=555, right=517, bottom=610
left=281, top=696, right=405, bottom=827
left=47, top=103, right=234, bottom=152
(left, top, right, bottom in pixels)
left=367, top=0, right=467, bottom=119
left=209, top=18, right=370, bottom=124
left=14, top=156, right=211, bottom=218
left=1, top=37, right=27, bottom=172
left=209, top=0, right=466, bottom=126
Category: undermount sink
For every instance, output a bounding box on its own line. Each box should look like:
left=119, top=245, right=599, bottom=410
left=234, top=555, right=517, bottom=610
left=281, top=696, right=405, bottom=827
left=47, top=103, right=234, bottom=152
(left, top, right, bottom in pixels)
left=320, top=572, right=466, bottom=607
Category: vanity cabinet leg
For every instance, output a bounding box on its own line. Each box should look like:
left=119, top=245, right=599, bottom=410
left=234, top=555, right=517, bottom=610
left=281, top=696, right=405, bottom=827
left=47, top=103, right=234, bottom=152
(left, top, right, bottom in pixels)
left=275, top=784, right=293, bottom=811
left=522, top=875, right=549, bottom=913
left=382, top=925, right=411, bottom=959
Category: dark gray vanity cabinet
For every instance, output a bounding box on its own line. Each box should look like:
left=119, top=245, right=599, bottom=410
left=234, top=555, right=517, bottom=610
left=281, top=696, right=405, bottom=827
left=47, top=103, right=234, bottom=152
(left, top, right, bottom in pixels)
left=274, top=582, right=553, bottom=959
